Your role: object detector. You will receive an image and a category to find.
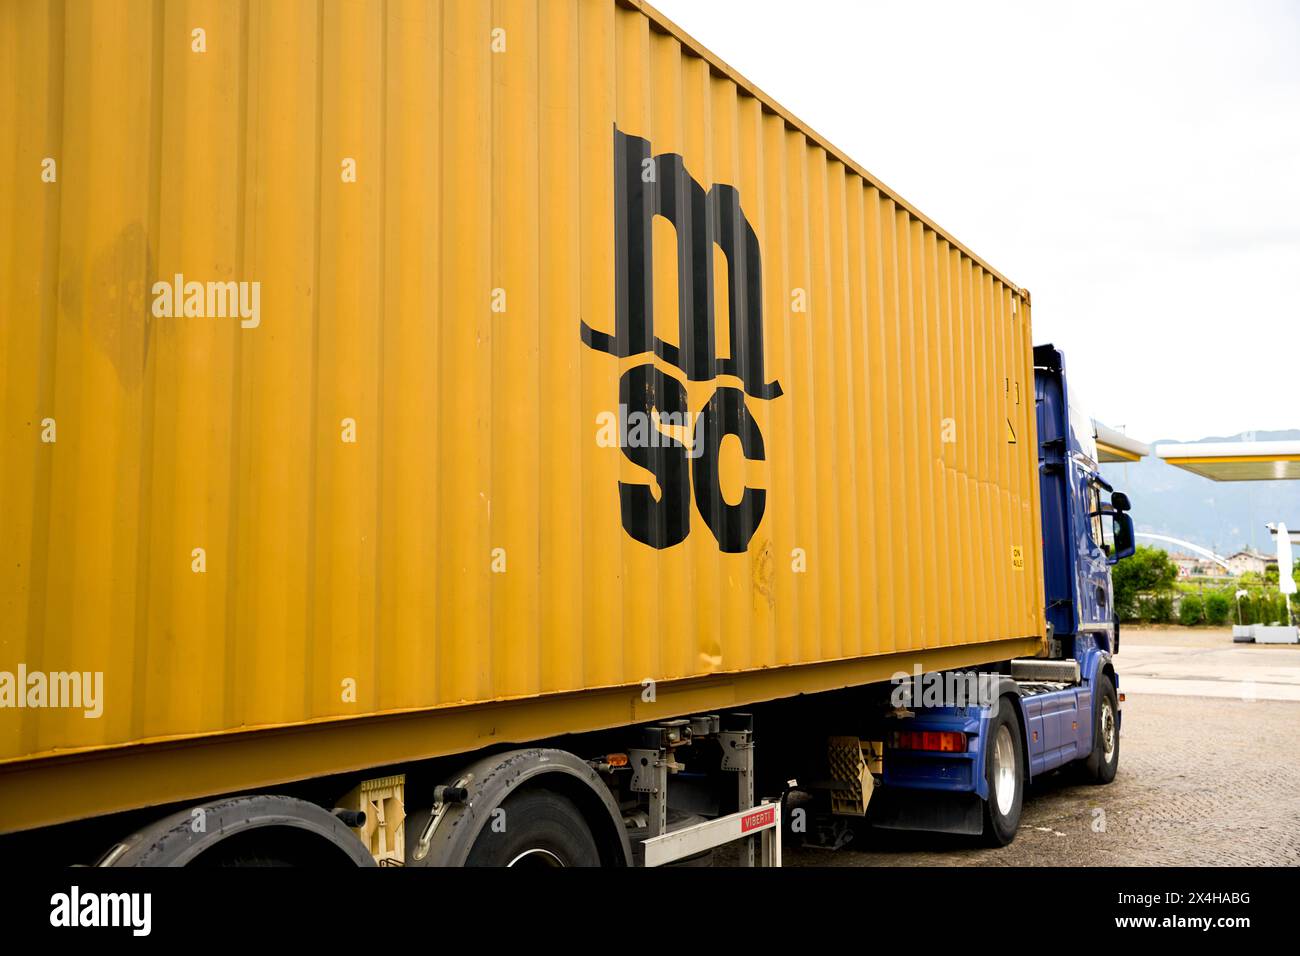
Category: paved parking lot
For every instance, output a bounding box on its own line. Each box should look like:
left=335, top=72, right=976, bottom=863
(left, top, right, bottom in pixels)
left=784, top=628, right=1300, bottom=867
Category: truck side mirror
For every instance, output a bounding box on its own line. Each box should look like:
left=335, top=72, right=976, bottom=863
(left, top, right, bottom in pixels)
left=1108, top=511, right=1135, bottom=564
left=1111, top=491, right=1131, bottom=512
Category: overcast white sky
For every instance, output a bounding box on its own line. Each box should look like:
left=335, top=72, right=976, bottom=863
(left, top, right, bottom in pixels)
left=653, top=0, right=1300, bottom=442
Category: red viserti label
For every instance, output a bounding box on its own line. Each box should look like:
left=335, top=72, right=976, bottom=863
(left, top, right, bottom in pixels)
left=740, top=807, right=775, bottom=833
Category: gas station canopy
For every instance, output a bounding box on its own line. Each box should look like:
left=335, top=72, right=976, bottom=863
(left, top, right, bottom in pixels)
left=1156, top=440, right=1300, bottom=481
left=1094, top=422, right=1150, bottom=463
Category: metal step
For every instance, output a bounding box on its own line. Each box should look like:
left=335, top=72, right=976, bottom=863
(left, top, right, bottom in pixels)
left=1010, top=658, right=1080, bottom=683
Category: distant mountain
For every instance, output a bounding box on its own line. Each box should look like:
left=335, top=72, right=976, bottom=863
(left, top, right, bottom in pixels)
left=1099, top=429, right=1300, bottom=558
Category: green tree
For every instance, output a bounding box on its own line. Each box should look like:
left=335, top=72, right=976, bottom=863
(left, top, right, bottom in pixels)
left=1239, top=592, right=1260, bottom=625
left=1269, top=591, right=1290, bottom=624
left=1178, top=593, right=1204, bottom=626
left=1112, top=545, right=1177, bottom=622
left=1235, top=588, right=1294, bottom=625
left=1204, top=592, right=1231, bottom=626
left=1144, top=592, right=1175, bottom=624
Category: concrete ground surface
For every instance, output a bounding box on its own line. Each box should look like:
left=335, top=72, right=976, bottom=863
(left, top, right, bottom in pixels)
left=781, top=627, right=1300, bottom=867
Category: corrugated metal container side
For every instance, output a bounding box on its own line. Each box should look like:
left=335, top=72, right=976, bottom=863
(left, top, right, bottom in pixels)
left=0, top=0, right=1044, bottom=812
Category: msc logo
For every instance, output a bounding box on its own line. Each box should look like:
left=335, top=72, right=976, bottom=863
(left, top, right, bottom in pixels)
left=581, top=128, right=784, bottom=553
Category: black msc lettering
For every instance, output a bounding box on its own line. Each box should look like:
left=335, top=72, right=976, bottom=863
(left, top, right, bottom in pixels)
left=583, top=128, right=785, bottom=553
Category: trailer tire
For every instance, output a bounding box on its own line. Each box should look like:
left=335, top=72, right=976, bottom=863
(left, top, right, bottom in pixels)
left=464, top=789, right=601, bottom=868
left=1081, top=674, right=1120, bottom=784
left=97, top=795, right=374, bottom=867
left=981, top=704, right=1025, bottom=847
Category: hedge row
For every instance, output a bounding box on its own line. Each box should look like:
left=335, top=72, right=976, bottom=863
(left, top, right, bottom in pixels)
left=1129, top=589, right=1295, bottom=626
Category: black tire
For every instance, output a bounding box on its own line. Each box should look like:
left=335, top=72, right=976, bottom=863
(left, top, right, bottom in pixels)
left=464, top=789, right=601, bottom=868
left=1081, top=674, right=1120, bottom=784
left=981, top=703, right=1025, bottom=847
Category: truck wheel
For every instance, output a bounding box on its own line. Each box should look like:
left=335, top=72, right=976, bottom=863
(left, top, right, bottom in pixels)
left=99, top=795, right=375, bottom=867
left=464, top=789, right=601, bottom=867
left=981, top=705, right=1025, bottom=847
left=1081, top=674, right=1120, bottom=784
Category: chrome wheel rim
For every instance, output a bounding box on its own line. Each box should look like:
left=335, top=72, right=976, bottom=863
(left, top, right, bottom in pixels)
left=1101, top=699, right=1117, bottom=763
left=992, top=723, right=1018, bottom=815
left=506, top=847, right=565, bottom=869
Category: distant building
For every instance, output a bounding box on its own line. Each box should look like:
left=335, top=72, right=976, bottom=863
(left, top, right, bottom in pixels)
left=1226, top=548, right=1276, bottom=577
left=1169, top=551, right=1229, bottom=579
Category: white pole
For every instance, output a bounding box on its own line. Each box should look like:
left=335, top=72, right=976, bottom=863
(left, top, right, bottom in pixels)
left=1278, top=523, right=1295, bottom=596
left=1279, top=523, right=1295, bottom=628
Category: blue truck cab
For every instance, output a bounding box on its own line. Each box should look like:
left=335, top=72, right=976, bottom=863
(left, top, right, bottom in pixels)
left=872, top=344, right=1136, bottom=845
left=1034, top=343, right=1136, bottom=661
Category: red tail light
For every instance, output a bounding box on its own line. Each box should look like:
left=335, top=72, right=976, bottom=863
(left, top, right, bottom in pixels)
left=890, top=730, right=968, bottom=753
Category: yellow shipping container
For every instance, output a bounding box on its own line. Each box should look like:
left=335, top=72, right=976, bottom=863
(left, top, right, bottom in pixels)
left=0, top=0, right=1044, bottom=833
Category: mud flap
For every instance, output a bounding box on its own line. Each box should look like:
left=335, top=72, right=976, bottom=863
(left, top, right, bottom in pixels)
left=868, top=787, right=984, bottom=837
